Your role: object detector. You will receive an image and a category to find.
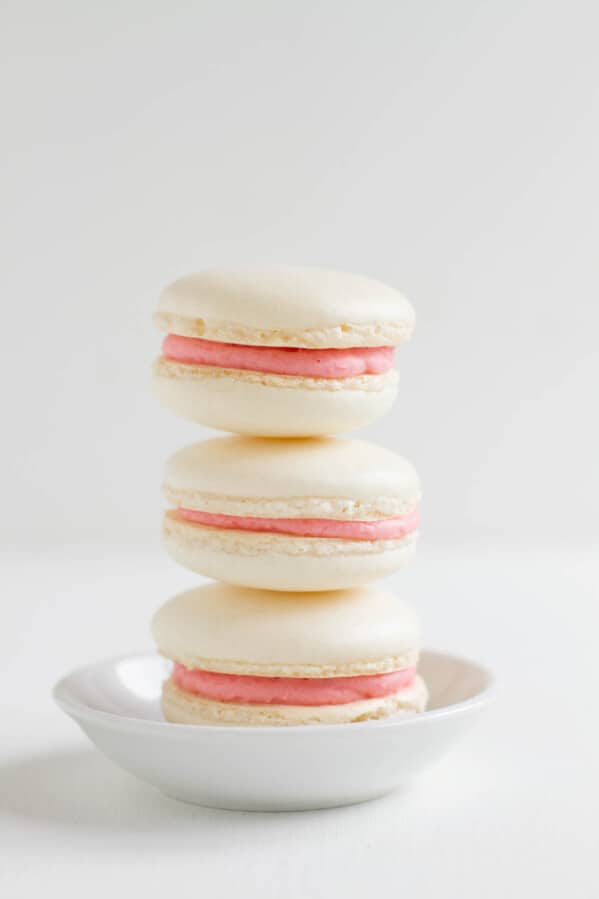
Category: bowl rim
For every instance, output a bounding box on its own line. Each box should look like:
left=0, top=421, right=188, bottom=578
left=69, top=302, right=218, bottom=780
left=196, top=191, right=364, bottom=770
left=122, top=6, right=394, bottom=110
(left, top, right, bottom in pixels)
left=53, top=648, right=497, bottom=737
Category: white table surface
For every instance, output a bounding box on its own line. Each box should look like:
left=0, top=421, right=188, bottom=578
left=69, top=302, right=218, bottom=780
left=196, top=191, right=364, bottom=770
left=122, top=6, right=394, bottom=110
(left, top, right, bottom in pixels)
left=1, top=542, right=597, bottom=897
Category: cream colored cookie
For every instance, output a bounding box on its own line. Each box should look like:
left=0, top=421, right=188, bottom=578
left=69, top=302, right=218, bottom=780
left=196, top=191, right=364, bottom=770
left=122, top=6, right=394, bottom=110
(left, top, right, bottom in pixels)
left=155, top=265, right=414, bottom=348
left=162, top=436, right=421, bottom=591
left=163, top=513, right=417, bottom=592
left=152, top=358, right=399, bottom=437
left=164, top=436, right=420, bottom=516
left=153, top=583, right=427, bottom=728
left=153, top=266, right=413, bottom=435
left=151, top=582, right=421, bottom=677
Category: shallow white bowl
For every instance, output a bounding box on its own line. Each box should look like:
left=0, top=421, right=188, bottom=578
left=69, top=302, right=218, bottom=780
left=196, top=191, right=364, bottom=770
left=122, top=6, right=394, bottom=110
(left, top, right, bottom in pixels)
left=53, top=650, right=495, bottom=811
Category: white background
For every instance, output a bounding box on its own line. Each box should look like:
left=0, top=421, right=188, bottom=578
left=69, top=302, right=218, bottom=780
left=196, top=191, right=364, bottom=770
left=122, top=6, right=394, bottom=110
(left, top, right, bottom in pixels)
left=1, top=2, right=598, bottom=896
left=1, top=0, right=598, bottom=546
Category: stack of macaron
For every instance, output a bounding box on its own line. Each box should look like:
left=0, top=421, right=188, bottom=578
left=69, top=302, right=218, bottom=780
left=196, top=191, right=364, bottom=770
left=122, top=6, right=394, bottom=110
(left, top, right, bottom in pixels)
left=151, top=265, right=427, bottom=726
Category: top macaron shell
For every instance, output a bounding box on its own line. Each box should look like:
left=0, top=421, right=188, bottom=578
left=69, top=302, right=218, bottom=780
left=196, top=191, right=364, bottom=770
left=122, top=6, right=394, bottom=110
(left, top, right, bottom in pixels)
left=164, top=435, right=421, bottom=518
left=153, top=266, right=414, bottom=437
left=155, top=266, right=415, bottom=347
left=152, top=582, right=422, bottom=677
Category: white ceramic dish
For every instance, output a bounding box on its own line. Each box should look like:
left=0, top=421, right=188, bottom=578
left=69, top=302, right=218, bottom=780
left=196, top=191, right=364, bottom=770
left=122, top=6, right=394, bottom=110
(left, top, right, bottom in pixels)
left=53, top=650, right=495, bottom=811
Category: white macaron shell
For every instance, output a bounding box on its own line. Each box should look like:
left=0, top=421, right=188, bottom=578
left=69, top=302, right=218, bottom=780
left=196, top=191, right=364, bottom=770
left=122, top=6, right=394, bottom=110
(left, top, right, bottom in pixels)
left=156, top=266, right=414, bottom=347
left=153, top=362, right=399, bottom=437
left=152, top=583, right=421, bottom=677
left=163, top=436, right=421, bottom=519
left=162, top=520, right=417, bottom=592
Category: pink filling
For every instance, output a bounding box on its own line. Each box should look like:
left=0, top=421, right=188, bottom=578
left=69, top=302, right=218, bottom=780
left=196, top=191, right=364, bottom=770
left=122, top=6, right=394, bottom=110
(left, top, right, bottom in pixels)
left=176, top=507, right=420, bottom=540
left=162, top=334, right=395, bottom=378
left=172, top=663, right=416, bottom=705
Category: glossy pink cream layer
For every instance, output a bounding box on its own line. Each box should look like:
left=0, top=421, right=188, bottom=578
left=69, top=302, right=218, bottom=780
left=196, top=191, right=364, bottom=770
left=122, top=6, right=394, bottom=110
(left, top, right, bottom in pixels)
left=172, top=663, right=416, bottom=706
left=176, top=507, right=420, bottom=540
left=162, top=334, right=395, bottom=378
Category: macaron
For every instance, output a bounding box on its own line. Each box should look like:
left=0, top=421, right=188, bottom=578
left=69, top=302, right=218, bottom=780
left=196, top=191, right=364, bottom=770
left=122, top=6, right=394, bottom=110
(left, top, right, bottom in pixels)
left=153, top=265, right=414, bottom=436
left=162, top=436, right=421, bottom=592
left=152, top=582, right=428, bottom=726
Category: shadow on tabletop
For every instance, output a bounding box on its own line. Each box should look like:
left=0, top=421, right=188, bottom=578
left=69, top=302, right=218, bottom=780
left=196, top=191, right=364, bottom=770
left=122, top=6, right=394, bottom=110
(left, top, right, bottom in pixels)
left=0, top=747, right=410, bottom=834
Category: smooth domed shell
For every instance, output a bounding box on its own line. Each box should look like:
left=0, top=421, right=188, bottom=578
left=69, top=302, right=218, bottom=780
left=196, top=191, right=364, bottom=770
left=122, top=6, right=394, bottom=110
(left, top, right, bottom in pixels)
left=152, top=582, right=421, bottom=677
left=155, top=265, right=414, bottom=347
left=163, top=436, right=421, bottom=519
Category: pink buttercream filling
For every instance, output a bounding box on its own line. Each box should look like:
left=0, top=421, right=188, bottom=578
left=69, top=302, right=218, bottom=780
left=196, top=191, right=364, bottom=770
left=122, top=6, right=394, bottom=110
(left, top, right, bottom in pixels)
left=176, top=507, right=420, bottom=540
left=162, top=334, right=395, bottom=378
left=172, top=663, right=416, bottom=705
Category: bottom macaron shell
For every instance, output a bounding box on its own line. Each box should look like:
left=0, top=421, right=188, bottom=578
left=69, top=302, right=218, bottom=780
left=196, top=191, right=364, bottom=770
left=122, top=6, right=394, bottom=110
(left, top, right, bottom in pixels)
left=161, top=676, right=428, bottom=726
left=152, top=359, right=399, bottom=436
left=163, top=515, right=419, bottom=592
